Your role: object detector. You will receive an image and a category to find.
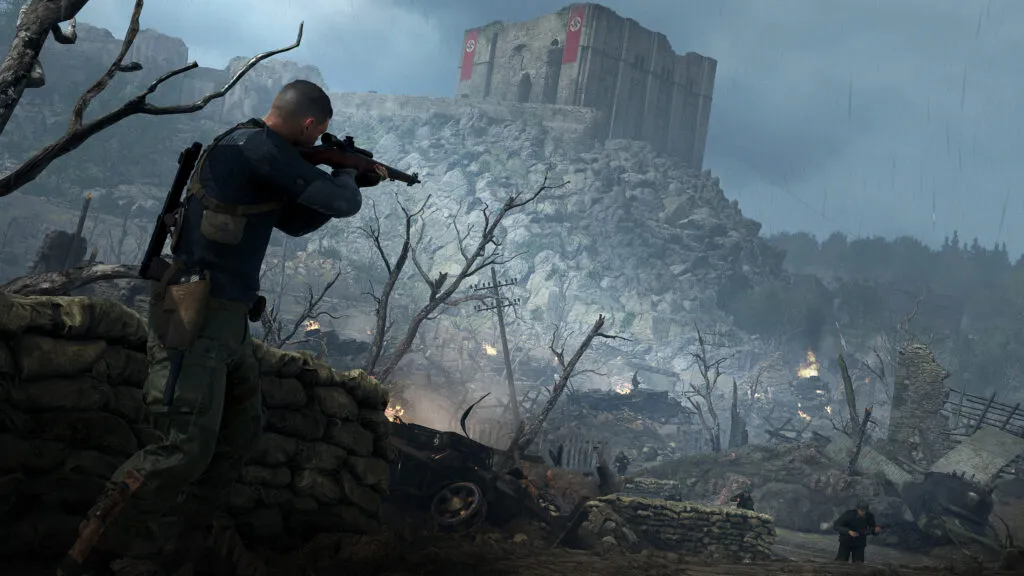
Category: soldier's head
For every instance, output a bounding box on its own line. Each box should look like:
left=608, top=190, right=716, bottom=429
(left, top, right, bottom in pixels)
left=264, top=80, right=334, bottom=146
left=856, top=500, right=870, bottom=517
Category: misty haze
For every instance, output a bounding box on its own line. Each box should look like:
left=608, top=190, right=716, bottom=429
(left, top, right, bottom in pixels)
left=0, top=1, right=1022, bottom=575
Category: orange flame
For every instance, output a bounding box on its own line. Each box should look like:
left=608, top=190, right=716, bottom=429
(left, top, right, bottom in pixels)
left=797, top=350, right=819, bottom=379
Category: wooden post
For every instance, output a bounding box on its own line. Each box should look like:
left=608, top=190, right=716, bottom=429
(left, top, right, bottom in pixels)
left=953, top=385, right=967, bottom=430
left=473, top=271, right=521, bottom=431
left=1001, top=403, right=1019, bottom=431
left=62, top=193, right=92, bottom=269
left=973, top=392, right=997, bottom=433
left=491, top=267, right=520, bottom=431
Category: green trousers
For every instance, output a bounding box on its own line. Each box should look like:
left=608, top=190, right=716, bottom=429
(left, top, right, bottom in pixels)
left=98, top=295, right=263, bottom=559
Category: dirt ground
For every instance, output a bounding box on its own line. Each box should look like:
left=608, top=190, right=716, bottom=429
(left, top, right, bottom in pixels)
left=4, top=527, right=1015, bottom=576
left=285, top=533, right=1010, bottom=576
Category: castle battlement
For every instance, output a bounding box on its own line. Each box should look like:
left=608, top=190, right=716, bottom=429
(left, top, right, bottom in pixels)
left=456, top=3, right=716, bottom=169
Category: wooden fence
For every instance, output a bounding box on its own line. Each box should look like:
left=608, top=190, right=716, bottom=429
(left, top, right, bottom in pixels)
left=462, top=422, right=601, bottom=470
left=940, top=388, right=1024, bottom=441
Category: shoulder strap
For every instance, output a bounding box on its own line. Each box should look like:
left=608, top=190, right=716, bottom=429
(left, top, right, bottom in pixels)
left=185, top=119, right=285, bottom=216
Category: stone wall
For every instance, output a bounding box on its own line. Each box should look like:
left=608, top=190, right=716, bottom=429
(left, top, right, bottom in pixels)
left=888, top=344, right=951, bottom=466
left=0, top=293, right=391, bottom=557
left=584, top=496, right=775, bottom=562
left=456, top=3, right=716, bottom=169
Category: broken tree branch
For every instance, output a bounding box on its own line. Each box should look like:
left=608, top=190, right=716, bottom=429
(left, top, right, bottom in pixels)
left=0, top=0, right=304, bottom=197
left=1, top=262, right=139, bottom=296
left=0, top=0, right=89, bottom=136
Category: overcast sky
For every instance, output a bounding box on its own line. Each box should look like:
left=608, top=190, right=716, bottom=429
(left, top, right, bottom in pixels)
left=76, top=0, right=1024, bottom=255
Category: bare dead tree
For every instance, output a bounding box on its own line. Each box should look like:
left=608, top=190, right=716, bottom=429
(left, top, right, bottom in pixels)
left=0, top=0, right=304, bottom=197
left=366, top=175, right=569, bottom=385
left=259, top=270, right=343, bottom=348
left=360, top=196, right=430, bottom=375
left=498, top=314, right=624, bottom=469
left=861, top=294, right=925, bottom=403
left=0, top=0, right=87, bottom=135
left=684, top=323, right=733, bottom=453
left=740, top=348, right=782, bottom=420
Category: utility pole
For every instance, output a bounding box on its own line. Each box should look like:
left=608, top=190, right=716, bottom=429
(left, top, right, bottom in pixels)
left=473, top=268, right=522, bottom=430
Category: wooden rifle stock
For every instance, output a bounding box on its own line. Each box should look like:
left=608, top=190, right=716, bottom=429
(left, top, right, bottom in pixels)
left=298, top=132, right=421, bottom=187
left=139, top=142, right=203, bottom=281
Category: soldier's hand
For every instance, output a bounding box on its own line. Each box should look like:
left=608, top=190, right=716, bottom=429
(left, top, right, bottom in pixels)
left=355, top=166, right=384, bottom=188
left=848, top=530, right=859, bottom=537
left=874, top=526, right=882, bottom=534
left=374, top=164, right=388, bottom=180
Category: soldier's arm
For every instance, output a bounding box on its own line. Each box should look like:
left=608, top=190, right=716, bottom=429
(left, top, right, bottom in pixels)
left=275, top=202, right=332, bottom=237
left=242, top=130, right=362, bottom=218
left=832, top=511, right=854, bottom=532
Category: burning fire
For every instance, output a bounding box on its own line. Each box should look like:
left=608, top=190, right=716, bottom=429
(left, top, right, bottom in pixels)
left=614, top=380, right=632, bottom=395
left=797, top=350, right=819, bottom=379
left=385, top=403, right=405, bottom=423
left=302, top=319, right=321, bottom=332
left=483, top=343, right=498, bottom=356
left=798, top=410, right=812, bottom=422
left=825, top=405, right=833, bottom=415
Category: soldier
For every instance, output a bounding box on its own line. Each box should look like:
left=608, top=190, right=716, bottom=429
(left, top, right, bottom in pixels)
left=832, top=500, right=882, bottom=563
left=613, top=451, right=630, bottom=476
left=60, top=80, right=387, bottom=576
left=730, top=490, right=755, bottom=511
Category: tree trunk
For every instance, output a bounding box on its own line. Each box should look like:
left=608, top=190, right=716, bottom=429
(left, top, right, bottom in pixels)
left=1, top=263, right=140, bottom=296
left=728, top=378, right=747, bottom=449
left=838, top=353, right=859, bottom=433
left=0, top=0, right=88, bottom=137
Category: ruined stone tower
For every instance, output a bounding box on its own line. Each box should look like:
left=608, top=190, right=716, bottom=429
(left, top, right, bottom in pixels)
left=456, top=3, right=716, bottom=170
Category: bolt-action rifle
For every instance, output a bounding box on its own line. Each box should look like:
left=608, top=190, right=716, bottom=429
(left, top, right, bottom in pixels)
left=138, top=142, right=203, bottom=281
left=297, top=132, right=421, bottom=187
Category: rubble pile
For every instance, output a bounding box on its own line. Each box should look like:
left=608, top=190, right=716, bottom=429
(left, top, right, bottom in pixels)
left=644, top=441, right=913, bottom=539
left=0, top=293, right=390, bottom=558
left=587, top=496, right=776, bottom=562
left=542, top=388, right=702, bottom=465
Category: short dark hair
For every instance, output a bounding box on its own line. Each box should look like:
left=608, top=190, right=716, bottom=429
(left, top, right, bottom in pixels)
left=271, top=79, right=333, bottom=124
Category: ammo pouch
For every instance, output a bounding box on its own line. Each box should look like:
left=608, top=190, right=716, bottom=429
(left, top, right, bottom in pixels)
left=153, top=275, right=211, bottom=350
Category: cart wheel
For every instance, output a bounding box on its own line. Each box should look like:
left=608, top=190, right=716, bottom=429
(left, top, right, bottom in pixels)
left=430, top=482, right=487, bottom=532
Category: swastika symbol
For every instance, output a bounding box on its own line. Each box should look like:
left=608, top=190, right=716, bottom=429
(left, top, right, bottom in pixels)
left=569, top=16, right=582, bottom=31
left=465, top=39, right=476, bottom=52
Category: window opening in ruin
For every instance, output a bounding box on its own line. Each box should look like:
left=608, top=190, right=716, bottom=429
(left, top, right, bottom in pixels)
left=516, top=72, right=532, bottom=103
left=550, top=38, right=560, bottom=47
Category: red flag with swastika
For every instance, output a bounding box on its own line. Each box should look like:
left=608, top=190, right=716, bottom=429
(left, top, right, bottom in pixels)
left=460, top=30, right=478, bottom=80
left=562, top=5, right=585, bottom=64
